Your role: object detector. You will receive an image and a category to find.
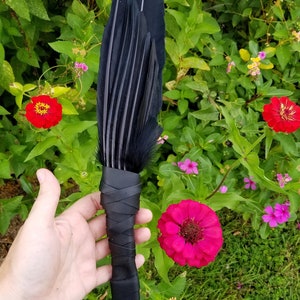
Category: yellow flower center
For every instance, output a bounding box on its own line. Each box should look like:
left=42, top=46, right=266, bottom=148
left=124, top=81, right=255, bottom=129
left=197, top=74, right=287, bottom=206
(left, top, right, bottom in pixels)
left=279, top=103, right=295, bottom=121
left=34, top=102, right=50, bottom=115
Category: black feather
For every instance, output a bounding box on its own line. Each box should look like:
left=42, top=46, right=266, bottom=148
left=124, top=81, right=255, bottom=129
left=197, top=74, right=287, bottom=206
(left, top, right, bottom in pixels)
left=97, top=0, right=165, bottom=173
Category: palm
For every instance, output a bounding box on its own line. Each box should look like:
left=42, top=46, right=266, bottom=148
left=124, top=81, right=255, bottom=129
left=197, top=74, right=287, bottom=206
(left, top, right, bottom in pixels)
left=0, top=169, right=151, bottom=300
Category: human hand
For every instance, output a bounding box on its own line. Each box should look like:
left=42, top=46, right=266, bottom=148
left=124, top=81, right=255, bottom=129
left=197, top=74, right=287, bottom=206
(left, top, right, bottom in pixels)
left=0, top=169, right=152, bottom=300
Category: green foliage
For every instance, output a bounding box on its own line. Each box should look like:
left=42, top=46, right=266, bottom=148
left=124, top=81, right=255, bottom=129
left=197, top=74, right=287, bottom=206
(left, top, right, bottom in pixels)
left=1, top=0, right=300, bottom=298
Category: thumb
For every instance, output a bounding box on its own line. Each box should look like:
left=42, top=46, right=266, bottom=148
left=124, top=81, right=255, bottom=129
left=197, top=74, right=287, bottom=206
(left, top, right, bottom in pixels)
left=28, top=168, right=61, bottom=223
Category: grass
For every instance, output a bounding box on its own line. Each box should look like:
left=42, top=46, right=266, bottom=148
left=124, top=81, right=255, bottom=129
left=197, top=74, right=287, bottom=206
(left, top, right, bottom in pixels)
left=164, top=209, right=300, bottom=299
left=88, top=209, right=300, bottom=299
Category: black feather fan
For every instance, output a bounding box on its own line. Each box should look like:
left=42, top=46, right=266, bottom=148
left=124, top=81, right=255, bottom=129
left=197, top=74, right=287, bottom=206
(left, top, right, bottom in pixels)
left=97, top=0, right=165, bottom=299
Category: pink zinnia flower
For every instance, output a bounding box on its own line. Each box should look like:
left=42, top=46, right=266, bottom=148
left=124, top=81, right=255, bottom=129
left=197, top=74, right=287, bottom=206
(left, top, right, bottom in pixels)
left=177, top=159, right=198, bottom=175
left=244, top=176, right=257, bottom=190
left=157, top=200, right=223, bottom=268
left=276, top=173, right=292, bottom=188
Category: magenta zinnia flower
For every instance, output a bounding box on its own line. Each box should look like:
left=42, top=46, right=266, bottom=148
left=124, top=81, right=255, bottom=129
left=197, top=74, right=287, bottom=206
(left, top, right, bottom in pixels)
left=157, top=200, right=223, bottom=268
left=177, top=159, right=198, bottom=174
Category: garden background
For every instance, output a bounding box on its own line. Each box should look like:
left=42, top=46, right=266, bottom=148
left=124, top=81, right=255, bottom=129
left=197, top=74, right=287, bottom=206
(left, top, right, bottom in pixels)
left=0, top=0, right=300, bottom=298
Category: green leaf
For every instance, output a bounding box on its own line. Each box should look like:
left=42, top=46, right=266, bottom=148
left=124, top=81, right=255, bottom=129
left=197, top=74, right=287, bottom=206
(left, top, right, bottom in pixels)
left=0, top=196, right=23, bottom=234
left=25, top=136, right=59, bottom=162
left=165, top=37, right=180, bottom=66
left=178, top=99, right=188, bottom=114
left=221, top=106, right=253, bottom=156
left=0, top=158, right=11, bottom=179
left=162, top=114, right=182, bottom=131
left=72, top=0, right=89, bottom=18
left=61, top=120, right=97, bottom=143
left=208, top=192, right=247, bottom=211
left=0, top=43, right=4, bottom=66
left=23, top=83, right=37, bottom=92
left=166, top=9, right=186, bottom=29
left=0, top=106, right=10, bottom=115
left=274, top=133, right=298, bottom=156
left=50, top=86, right=70, bottom=97
left=190, top=107, right=219, bottom=121
left=17, top=48, right=39, bottom=67
left=276, top=45, right=291, bottom=70
left=0, top=60, right=15, bottom=91
left=158, top=272, right=187, bottom=298
left=27, top=0, right=50, bottom=20
left=259, top=222, right=271, bottom=239
left=153, top=246, right=174, bottom=284
left=198, top=12, right=220, bottom=34
left=49, top=41, right=75, bottom=58
left=5, top=0, right=30, bottom=20
left=180, top=56, right=210, bottom=70
left=164, top=90, right=181, bottom=100
left=60, top=97, right=79, bottom=115
left=272, top=5, right=284, bottom=20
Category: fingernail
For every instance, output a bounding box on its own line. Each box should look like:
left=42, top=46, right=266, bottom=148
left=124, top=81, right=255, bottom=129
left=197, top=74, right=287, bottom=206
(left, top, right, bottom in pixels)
left=36, top=169, right=45, bottom=184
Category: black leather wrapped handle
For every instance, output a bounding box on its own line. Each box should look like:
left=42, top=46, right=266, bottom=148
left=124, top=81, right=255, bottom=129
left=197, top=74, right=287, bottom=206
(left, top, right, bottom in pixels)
left=100, top=166, right=141, bottom=300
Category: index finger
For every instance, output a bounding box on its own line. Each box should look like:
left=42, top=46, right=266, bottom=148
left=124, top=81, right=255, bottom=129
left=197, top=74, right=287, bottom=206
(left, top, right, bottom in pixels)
left=62, top=191, right=102, bottom=220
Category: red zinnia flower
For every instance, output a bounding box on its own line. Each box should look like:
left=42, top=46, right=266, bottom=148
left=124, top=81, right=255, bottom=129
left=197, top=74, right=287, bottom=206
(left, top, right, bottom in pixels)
left=157, top=200, right=223, bottom=268
left=262, top=96, right=300, bottom=133
left=25, top=95, right=62, bottom=129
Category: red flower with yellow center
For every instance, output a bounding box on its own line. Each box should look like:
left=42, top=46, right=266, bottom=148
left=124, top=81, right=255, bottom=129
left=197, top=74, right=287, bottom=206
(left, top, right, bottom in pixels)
left=262, top=96, right=300, bottom=133
left=25, top=95, right=62, bottom=129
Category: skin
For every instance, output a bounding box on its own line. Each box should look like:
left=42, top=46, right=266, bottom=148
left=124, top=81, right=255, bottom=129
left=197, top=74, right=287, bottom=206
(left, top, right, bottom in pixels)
left=0, top=169, right=152, bottom=300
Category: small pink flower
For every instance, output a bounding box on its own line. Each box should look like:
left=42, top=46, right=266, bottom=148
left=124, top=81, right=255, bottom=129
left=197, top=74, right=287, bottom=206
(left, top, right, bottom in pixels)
left=157, top=200, right=223, bottom=268
left=177, top=159, right=198, bottom=175
left=276, top=173, right=292, bottom=188
left=74, top=61, right=89, bottom=76
left=262, top=206, right=279, bottom=227
left=262, top=202, right=291, bottom=227
left=244, top=176, right=257, bottom=190
left=258, top=51, right=266, bottom=60
left=157, top=135, right=169, bottom=144
left=274, top=201, right=290, bottom=223
left=219, top=185, right=228, bottom=193
left=226, top=61, right=235, bottom=73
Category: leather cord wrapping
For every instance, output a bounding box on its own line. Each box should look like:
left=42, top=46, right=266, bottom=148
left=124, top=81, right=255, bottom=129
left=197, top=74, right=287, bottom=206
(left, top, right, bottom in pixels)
left=100, top=166, right=141, bottom=300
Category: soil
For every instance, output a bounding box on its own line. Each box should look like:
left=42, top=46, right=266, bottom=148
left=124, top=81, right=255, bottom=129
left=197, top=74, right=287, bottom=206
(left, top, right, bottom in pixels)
left=0, top=179, right=26, bottom=265
left=0, top=177, right=80, bottom=265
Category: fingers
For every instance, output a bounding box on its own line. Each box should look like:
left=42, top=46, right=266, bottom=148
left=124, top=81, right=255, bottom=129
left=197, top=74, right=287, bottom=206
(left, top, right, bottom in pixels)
left=63, top=191, right=102, bottom=220
left=89, top=208, right=153, bottom=240
left=135, top=208, right=153, bottom=225
left=28, top=168, right=61, bottom=224
left=135, top=254, right=145, bottom=269
left=95, top=227, right=151, bottom=261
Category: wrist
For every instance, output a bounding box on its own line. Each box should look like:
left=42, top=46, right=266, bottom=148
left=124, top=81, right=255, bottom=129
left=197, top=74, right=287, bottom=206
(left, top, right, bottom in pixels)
left=0, top=261, right=24, bottom=300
